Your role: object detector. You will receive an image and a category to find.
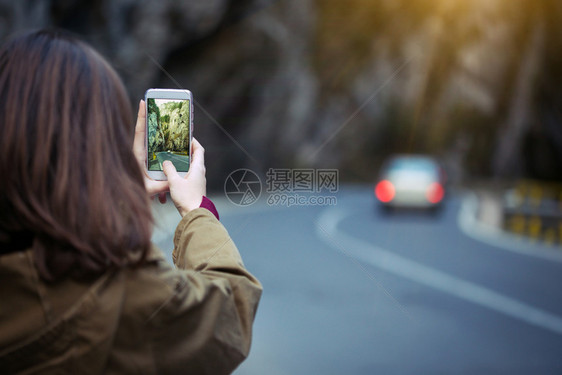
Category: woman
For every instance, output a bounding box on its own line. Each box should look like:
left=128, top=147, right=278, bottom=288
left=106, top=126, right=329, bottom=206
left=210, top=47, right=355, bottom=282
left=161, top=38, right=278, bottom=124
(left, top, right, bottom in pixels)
left=0, top=29, right=261, bottom=374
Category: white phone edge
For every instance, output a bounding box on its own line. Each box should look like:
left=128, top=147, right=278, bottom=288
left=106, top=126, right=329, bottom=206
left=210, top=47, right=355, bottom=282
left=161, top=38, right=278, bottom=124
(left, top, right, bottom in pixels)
left=144, top=88, right=193, bottom=181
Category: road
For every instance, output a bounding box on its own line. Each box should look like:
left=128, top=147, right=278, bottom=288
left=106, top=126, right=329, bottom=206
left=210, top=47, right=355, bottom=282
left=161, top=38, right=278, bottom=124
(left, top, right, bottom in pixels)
left=153, top=152, right=189, bottom=171
left=152, top=186, right=562, bottom=374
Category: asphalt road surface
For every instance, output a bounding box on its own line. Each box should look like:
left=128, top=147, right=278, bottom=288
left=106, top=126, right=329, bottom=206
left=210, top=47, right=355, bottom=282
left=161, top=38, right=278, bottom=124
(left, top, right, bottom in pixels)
left=154, top=151, right=189, bottom=171
left=152, top=186, right=562, bottom=374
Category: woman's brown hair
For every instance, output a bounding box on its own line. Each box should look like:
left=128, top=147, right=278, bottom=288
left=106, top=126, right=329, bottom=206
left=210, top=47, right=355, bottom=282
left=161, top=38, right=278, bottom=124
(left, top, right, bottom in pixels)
left=0, top=29, right=152, bottom=280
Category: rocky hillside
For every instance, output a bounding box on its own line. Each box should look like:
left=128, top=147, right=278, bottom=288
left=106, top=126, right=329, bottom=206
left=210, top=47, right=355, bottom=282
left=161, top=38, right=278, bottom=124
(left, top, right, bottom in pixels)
left=161, top=101, right=190, bottom=152
left=1, top=0, right=560, bottom=187
left=147, top=99, right=190, bottom=153
left=146, top=98, right=163, bottom=154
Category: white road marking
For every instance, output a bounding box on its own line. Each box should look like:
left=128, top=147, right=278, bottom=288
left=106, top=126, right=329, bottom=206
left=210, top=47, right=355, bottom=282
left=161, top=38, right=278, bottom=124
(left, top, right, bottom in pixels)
left=457, top=193, right=562, bottom=263
left=316, top=205, right=562, bottom=335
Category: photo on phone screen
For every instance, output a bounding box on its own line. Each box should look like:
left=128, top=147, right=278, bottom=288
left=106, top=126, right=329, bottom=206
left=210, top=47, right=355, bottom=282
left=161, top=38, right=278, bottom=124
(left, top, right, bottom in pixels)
left=146, top=97, right=191, bottom=173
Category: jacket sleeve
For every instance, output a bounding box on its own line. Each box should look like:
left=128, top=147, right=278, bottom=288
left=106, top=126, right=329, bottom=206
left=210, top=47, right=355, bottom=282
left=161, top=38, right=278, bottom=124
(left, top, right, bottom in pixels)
left=148, top=208, right=262, bottom=375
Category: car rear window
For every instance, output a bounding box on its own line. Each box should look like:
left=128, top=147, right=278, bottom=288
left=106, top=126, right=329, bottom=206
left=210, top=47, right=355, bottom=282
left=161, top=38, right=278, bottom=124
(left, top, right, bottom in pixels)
left=388, top=158, right=437, bottom=172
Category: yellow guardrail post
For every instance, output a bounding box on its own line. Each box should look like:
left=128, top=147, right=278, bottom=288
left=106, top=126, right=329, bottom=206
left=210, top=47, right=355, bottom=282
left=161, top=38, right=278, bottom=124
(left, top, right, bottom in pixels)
left=507, top=214, right=526, bottom=235
left=503, top=180, right=562, bottom=245
left=543, top=227, right=555, bottom=246
left=529, top=183, right=542, bottom=209
left=528, top=216, right=542, bottom=241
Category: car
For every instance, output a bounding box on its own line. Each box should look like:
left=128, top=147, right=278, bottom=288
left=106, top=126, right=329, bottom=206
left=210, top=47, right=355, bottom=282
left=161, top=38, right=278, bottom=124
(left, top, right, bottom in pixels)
left=374, top=155, right=446, bottom=211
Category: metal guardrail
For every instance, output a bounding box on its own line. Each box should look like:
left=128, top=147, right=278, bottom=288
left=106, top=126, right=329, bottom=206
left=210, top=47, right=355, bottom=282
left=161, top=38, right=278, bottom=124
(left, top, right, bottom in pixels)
left=502, top=180, right=562, bottom=246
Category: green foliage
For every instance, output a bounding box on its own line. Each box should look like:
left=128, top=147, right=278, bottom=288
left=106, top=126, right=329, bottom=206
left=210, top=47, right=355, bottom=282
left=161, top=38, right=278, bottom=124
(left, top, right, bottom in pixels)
left=156, top=100, right=190, bottom=152
left=147, top=98, right=162, bottom=154
left=314, top=0, right=562, bottom=180
left=160, top=100, right=183, bottom=113
left=147, top=98, right=160, bottom=122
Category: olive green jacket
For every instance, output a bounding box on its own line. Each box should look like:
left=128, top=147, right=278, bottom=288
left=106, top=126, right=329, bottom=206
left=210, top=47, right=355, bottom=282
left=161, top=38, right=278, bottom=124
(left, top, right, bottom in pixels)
left=0, top=208, right=262, bottom=374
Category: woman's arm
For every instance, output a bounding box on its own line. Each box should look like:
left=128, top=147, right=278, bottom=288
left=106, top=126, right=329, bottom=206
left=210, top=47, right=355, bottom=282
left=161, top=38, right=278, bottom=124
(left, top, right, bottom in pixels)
left=147, top=208, right=262, bottom=374
left=131, top=100, right=262, bottom=373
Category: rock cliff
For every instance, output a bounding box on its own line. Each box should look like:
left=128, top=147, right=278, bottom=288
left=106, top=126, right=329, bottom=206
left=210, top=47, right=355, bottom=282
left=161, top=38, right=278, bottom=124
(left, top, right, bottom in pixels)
left=1, top=0, right=560, bottom=186
left=161, top=101, right=190, bottom=151
left=147, top=99, right=190, bottom=154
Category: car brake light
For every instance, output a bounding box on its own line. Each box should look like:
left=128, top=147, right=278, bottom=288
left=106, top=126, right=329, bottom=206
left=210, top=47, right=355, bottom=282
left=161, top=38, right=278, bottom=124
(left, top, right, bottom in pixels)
left=426, top=182, right=444, bottom=204
left=375, top=180, right=395, bottom=203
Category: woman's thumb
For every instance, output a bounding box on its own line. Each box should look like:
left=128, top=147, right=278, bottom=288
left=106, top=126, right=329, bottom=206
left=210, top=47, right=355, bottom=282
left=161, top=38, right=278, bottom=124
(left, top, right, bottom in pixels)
left=162, top=160, right=178, bottom=181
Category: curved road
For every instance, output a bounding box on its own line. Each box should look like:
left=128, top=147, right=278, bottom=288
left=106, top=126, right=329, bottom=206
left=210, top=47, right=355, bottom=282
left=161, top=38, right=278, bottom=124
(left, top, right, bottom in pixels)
left=151, top=186, right=562, bottom=374
left=154, top=151, right=190, bottom=171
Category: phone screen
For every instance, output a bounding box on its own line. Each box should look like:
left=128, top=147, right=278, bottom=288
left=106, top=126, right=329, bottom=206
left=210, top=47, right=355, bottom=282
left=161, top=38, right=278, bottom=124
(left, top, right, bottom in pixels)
left=146, top=97, right=191, bottom=172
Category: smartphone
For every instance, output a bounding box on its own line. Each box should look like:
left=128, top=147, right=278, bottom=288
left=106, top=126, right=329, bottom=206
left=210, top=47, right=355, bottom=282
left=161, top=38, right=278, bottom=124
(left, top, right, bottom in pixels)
left=144, top=88, right=193, bottom=180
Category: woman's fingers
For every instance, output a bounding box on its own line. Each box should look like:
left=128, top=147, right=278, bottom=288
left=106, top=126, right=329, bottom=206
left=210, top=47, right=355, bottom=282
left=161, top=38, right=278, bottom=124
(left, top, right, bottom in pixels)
left=132, top=99, right=170, bottom=200
left=133, top=100, right=146, bottom=164
left=146, top=179, right=169, bottom=196
left=162, top=139, right=207, bottom=217
left=188, top=138, right=205, bottom=176
left=163, top=160, right=180, bottom=182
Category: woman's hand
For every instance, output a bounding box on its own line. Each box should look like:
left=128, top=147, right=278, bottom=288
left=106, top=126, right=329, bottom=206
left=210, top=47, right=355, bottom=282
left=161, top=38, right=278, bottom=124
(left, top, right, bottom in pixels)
left=163, top=138, right=207, bottom=217
left=133, top=100, right=169, bottom=203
